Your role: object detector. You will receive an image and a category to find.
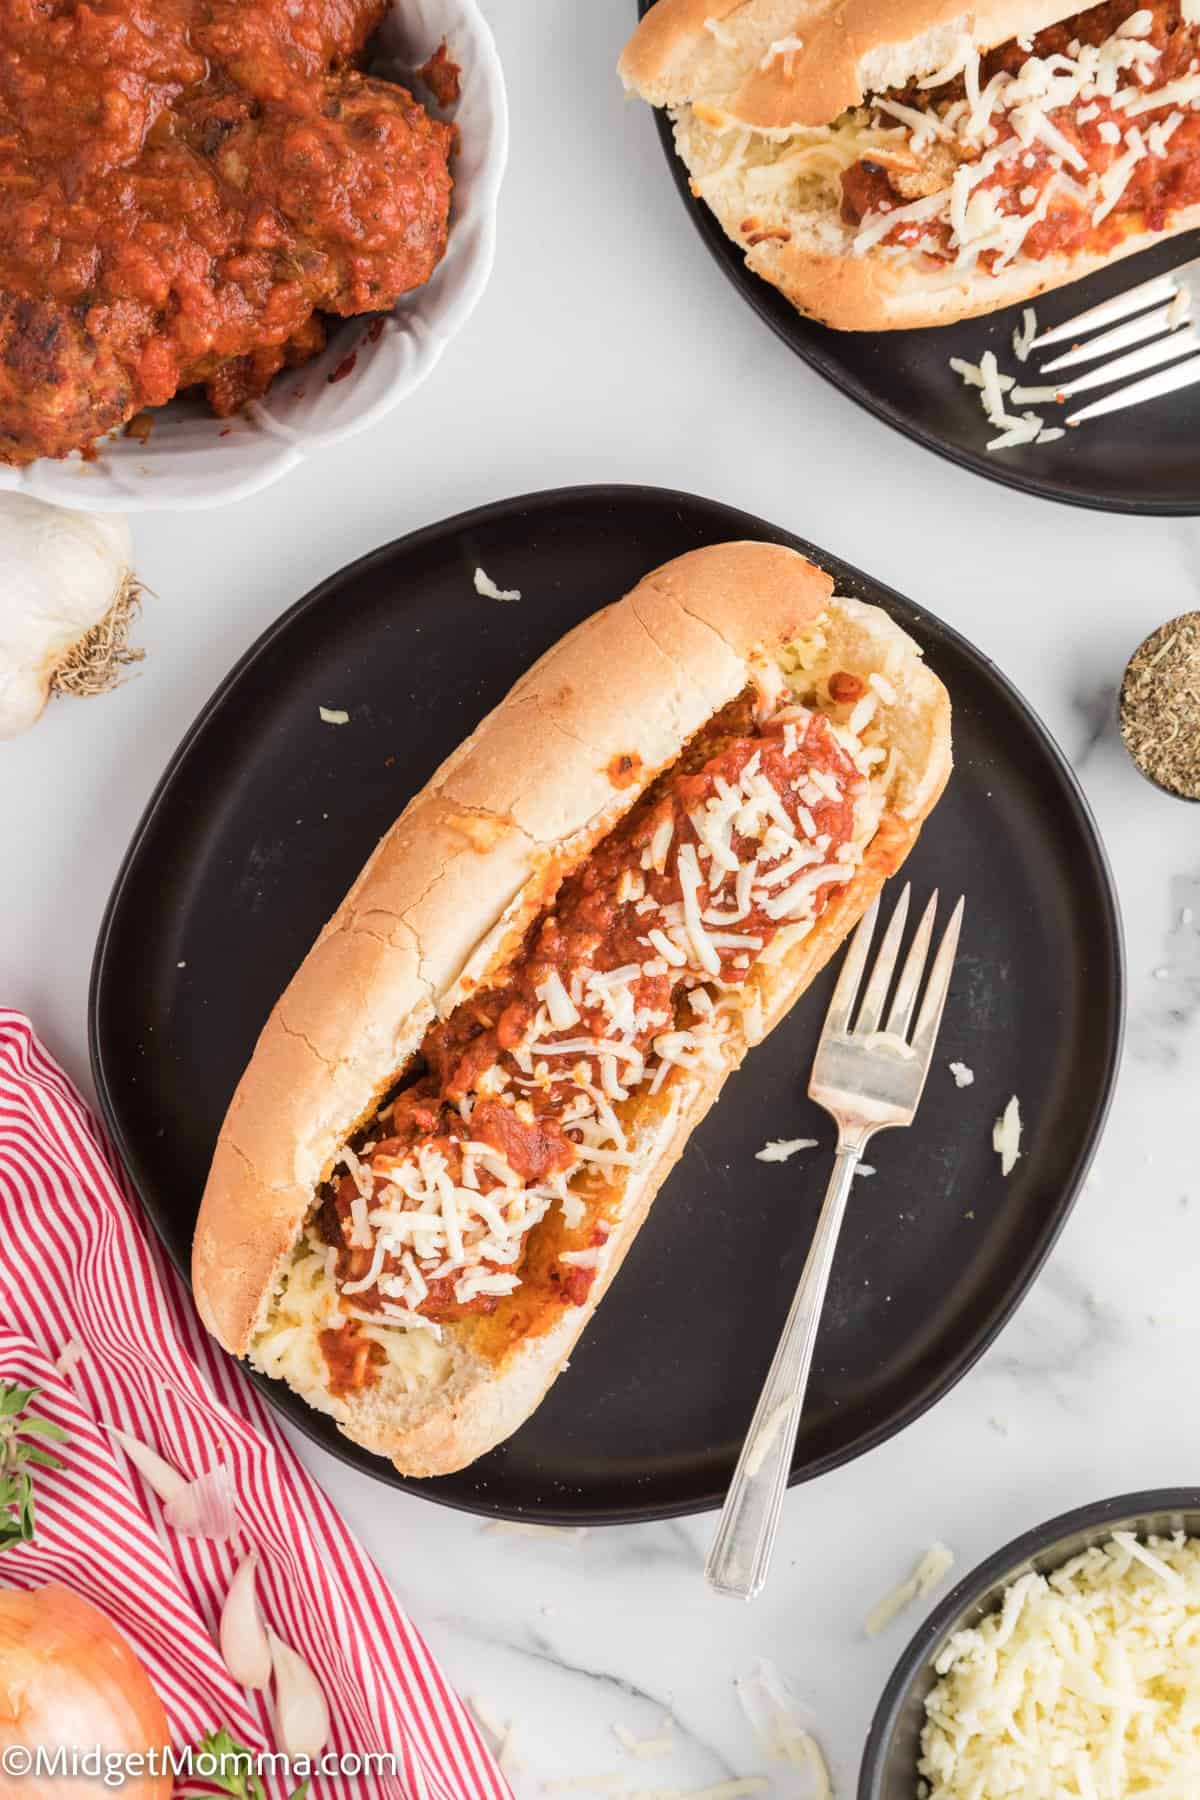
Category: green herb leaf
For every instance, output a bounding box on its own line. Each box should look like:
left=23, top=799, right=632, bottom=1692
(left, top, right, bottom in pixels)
left=194, top=1728, right=263, bottom=1800
left=194, top=1730, right=309, bottom=1800
left=0, top=1380, right=70, bottom=1554
left=19, top=1447, right=64, bottom=1472
left=17, top=1416, right=70, bottom=1442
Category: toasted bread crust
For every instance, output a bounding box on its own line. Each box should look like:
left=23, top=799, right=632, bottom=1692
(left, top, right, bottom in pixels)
left=740, top=203, right=1200, bottom=329
left=666, top=95, right=1200, bottom=331
left=620, top=0, right=1086, bottom=127
left=624, top=0, right=1200, bottom=330
left=734, top=200, right=1200, bottom=331
left=193, top=543, right=833, bottom=1356
left=193, top=548, right=952, bottom=1478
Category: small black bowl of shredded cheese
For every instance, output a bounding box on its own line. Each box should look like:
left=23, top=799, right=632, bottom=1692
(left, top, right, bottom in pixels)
left=1120, top=614, right=1200, bottom=803
left=859, top=1489, right=1200, bottom=1800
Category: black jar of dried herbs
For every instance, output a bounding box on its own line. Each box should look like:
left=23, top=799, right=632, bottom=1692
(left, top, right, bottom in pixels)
left=1120, top=614, right=1200, bottom=802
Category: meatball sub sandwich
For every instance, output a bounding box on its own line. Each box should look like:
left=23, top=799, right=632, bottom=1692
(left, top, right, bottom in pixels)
left=621, top=0, right=1200, bottom=329
left=193, top=544, right=951, bottom=1476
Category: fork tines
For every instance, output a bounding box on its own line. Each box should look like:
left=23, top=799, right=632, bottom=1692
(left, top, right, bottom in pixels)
left=828, top=884, right=965, bottom=1056
left=1025, top=254, right=1200, bottom=426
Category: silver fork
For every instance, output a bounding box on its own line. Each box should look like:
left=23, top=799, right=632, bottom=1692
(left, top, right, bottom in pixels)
left=704, top=884, right=965, bottom=1602
left=1020, top=252, right=1200, bottom=425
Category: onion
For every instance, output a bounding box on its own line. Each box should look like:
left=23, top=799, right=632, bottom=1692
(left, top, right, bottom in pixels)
left=0, top=495, right=145, bottom=738
left=0, top=1584, right=171, bottom=1797
left=220, top=1552, right=272, bottom=1690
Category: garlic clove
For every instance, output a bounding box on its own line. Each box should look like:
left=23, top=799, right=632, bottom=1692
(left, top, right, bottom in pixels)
left=105, top=1423, right=189, bottom=1503
left=162, top=1461, right=239, bottom=1540
left=220, top=1550, right=272, bottom=1690
left=53, top=1338, right=86, bottom=1380
left=269, top=1629, right=330, bottom=1760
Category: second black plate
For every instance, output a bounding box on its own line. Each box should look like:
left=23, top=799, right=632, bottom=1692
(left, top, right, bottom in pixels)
left=634, top=14, right=1199, bottom=517
left=90, top=484, right=1123, bottom=1521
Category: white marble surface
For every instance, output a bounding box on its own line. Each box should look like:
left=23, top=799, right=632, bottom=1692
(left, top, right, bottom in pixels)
left=3, top=2, right=1200, bottom=1795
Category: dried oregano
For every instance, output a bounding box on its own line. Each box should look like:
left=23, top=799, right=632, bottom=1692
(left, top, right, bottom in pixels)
left=1120, top=614, right=1200, bottom=801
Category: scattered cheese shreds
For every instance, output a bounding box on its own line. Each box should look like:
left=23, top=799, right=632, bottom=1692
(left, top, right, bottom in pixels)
left=921, top=1534, right=1200, bottom=1799
left=468, top=1695, right=506, bottom=1741
left=1013, top=307, right=1038, bottom=362
left=703, top=14, right=739, bottom=48
left=755, top=1137, right=819, bottom=1163
left=735, top=1660, right=832, bottom=1798
left=496, top=1723, right=522, bottom=1776
left=948, top=1061, right=975, bottom=1088
left=992, top=1094, right=1022, bottom=1175
left=318, top=705, right=349, bottom=725
left=541, top=1782, right=623, bottom=1796
left=541, top=1780, right=625, bottom=1795
left=612, top=1722, right=675, bottom=1759
left=950, top=350, right=1059, bottom=453
left=866, top=1543, right=956, bottom=1637
left=473, top=565, right=521, bottom=602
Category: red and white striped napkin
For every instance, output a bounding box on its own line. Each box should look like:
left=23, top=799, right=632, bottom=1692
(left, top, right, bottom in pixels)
left=0, top=1011, right=509, bottom=1800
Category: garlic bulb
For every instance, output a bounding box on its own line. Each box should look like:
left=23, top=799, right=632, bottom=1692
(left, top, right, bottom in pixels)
left=0, top=494, right=142, bottom=738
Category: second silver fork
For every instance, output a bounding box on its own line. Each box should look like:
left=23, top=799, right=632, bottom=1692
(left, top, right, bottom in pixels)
left=1022, top=252, right=1200, bottom=424
left=704, top=883, right=965, bottom=1602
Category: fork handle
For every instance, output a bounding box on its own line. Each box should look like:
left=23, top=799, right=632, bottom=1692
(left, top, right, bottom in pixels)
left=704, top=1142, right=863, bottom=1601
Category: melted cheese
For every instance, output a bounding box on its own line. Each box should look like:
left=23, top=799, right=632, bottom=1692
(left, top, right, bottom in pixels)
left=679, top=6, right=1189, bottom=281
left=251, top=1236, right=450, bottom=1412
left=258, top=626, right=901, bottom=1396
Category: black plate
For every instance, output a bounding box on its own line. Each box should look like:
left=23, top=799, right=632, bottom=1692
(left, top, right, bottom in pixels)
left=90, top=484, right=1124, bottom=1523
left=860, top=1488, right=1200, bottom=1798
left=635, top=6, right=1199, bottom=516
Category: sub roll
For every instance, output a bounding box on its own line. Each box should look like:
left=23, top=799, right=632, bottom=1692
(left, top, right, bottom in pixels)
left=620, top=0, right=1200, bottom=329
left=193, top=543, right=952, bottom=1476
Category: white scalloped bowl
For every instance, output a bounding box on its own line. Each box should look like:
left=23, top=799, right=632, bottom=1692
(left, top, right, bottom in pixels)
left=0, top=0, right=507, bottom=513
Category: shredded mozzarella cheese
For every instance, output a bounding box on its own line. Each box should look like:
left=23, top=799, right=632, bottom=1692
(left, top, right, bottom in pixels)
left=993, top=1094, right=1022, bottom=1174
left=921, top=1534, right=1200, bottom=1799
left=866, top=1543, right=956, bottom=1637
left=683, top=6, right=1191, bottom=293
left=756, top=1137, right=819, bottom=1163
left=473, top=565, right=522, bottom=602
